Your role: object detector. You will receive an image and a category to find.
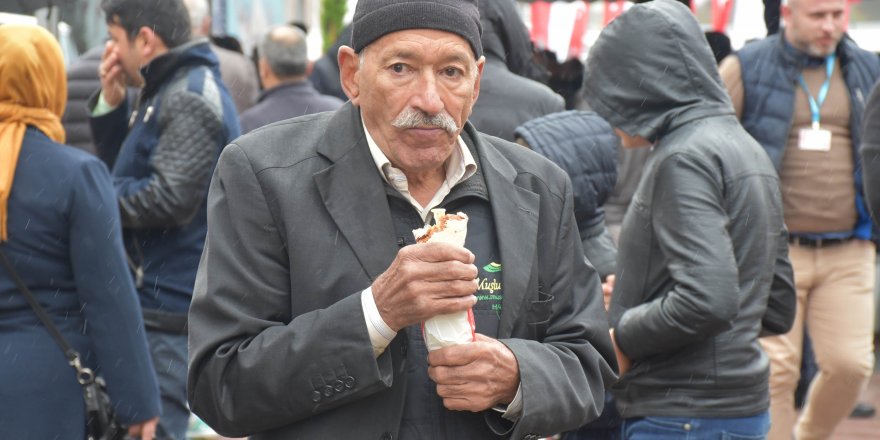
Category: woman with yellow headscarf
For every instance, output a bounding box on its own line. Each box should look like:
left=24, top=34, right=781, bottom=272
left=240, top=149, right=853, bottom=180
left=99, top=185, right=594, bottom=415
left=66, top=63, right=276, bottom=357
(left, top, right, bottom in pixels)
left=0, top=24, right=160, bottom=439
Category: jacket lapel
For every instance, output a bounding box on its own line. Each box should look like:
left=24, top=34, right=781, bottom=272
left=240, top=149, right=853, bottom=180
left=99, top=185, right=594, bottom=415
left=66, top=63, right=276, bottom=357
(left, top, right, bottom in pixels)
left=313, top=103, right=400, bottom=280
left=467, top=125, right=540, bottom=338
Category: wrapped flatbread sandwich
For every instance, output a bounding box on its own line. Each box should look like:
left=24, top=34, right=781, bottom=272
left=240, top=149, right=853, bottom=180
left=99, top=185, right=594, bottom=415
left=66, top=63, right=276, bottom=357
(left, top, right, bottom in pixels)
left=413, top=208, right=475, bottom=351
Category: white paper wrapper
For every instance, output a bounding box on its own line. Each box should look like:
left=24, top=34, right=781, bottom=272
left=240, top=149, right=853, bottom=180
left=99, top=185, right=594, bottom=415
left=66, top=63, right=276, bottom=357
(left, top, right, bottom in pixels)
left=422, top=309, right=475, bottom=351
left=414, top=210, right=475, bottom=351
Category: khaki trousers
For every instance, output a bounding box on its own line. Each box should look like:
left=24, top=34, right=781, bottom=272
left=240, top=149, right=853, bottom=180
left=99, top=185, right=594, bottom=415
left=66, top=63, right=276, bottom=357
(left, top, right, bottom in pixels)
left=763, top=239, right=876, bottom=440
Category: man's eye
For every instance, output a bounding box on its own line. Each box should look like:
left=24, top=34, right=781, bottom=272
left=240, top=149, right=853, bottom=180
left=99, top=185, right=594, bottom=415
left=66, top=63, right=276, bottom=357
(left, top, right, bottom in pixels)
left=391, top=63, right=406, bottom=73
left=443, top=67, right=462, bottom=77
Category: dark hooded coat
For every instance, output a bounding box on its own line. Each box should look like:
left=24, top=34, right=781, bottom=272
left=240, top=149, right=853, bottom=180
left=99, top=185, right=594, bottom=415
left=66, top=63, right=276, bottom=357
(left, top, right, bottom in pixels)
left=583, top=0, right=796, bottom=418
left=469, top=0, right=564, bottom=142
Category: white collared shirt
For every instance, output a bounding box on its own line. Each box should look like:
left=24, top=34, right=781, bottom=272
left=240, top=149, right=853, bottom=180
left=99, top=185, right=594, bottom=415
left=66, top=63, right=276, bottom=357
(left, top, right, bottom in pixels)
left=364, top=118, right=477, bottom=222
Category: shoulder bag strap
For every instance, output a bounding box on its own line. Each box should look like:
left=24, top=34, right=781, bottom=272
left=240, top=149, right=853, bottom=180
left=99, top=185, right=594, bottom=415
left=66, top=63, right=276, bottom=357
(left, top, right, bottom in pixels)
left=0, top=248, right=94, bottom=382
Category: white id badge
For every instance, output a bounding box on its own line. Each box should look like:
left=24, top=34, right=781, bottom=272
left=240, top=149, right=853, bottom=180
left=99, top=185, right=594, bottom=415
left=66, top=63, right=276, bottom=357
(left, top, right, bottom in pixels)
left=798, top=127, right=832, bottom=151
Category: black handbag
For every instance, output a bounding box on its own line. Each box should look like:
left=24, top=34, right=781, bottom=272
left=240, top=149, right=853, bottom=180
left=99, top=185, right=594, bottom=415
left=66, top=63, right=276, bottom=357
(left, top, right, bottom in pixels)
left=0, top=249, right=127, bottom=440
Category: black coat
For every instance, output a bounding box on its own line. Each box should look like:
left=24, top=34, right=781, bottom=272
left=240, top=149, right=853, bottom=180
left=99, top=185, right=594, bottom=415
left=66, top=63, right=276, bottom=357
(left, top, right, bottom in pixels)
left=239, top=80, right=343, bottom=134
left=187, top=103, right=617, bottom=439
left=470, top=57, right=564, bottom=142
left=583, top=0, right=796, bottom=418
left=62, top=46, right=102, bottom=154
left=468, top=0, right=563, bottom=142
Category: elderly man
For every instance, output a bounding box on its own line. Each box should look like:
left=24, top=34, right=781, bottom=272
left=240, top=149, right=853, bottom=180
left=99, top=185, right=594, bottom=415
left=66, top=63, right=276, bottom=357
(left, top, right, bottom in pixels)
left=719, top=0, right=880, bottom=438
left=239, top=25, right=344, bottom=134
left=583, top=0, right=796, bottom=438
left=186, top=0, right=617, bottom=439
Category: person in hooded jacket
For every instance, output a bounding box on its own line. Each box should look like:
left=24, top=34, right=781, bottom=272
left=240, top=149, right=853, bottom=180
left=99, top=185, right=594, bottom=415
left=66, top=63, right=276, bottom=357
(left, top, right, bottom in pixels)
left=468, top=0, right=564, bottom=142
left=582, top=1, right=797, bottom=438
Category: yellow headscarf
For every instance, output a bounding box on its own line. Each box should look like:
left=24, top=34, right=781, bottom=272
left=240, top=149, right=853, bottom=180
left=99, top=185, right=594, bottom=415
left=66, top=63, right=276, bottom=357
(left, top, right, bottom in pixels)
left=0, top=24, right=67, bottom=241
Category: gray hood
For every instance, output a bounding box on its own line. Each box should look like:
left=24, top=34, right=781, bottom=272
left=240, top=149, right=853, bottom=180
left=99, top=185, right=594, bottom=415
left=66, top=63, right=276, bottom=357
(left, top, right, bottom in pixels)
left=582, top=0, right=734, bottom=142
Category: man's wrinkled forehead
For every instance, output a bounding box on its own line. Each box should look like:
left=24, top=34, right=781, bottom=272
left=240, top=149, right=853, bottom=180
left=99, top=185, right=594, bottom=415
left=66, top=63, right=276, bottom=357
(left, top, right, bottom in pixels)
left=366, top=29, right=478, bottom=65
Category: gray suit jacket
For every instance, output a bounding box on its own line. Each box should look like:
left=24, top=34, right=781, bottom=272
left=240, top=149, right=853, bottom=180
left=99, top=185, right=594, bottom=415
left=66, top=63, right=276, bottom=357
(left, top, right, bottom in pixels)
left=187, top=103, right=616, bottom=439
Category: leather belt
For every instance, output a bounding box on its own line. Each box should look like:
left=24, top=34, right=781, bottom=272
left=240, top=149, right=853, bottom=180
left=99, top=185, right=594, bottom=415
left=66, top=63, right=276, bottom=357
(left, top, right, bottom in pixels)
left=788, top=235, right=852, bottom=248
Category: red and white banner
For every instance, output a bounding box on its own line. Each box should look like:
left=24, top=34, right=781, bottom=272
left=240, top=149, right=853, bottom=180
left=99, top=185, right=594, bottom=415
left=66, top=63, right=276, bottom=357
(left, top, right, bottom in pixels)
left=529, top=1, right=552, bottom=50
left=711, top=0, right=735, bottom=33
left=567, top=2, right=590, bottom=59
left=603, top=0, right=626, bottom=26
left=530, top=0, right=592, bottom=60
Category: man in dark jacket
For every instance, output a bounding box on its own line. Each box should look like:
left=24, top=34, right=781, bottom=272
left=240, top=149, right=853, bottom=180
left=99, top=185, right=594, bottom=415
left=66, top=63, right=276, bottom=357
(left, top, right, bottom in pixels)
left=468, top=0, right=564, bottom=142
left=718, top=0, right=880, bottom=437
left=583, top=1, right=796, bottom=438
left=88, top=0, right=240, bottom=438
left=187, top=0, right=617, bottom=438
left=239, top=24, right=344, bottom=134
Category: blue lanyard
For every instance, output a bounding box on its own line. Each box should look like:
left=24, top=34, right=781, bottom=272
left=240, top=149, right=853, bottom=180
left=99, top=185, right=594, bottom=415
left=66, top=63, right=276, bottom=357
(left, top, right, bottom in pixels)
left=798, top=54, right=836, bottom=129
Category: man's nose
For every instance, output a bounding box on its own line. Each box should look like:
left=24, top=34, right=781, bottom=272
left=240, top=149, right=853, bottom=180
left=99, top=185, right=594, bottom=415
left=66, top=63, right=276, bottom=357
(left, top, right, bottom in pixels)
left=411, top=72, right=444, bottom=115
left=820, top=15, right=837, bottom=33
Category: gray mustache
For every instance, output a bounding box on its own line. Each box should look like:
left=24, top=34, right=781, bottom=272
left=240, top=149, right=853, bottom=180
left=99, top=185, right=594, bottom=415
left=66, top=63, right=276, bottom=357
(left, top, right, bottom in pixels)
left=392, top=107, right=458, bottom=134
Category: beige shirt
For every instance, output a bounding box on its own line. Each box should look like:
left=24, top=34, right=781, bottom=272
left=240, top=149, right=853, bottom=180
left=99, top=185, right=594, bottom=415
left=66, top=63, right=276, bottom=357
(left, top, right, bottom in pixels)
left=719, top=56, right=856, bottom=234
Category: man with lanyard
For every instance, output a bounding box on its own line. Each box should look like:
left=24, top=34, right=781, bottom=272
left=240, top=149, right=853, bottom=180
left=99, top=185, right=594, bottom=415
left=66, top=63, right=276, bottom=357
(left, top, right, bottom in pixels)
left=719, top=0, right=880, bottom=438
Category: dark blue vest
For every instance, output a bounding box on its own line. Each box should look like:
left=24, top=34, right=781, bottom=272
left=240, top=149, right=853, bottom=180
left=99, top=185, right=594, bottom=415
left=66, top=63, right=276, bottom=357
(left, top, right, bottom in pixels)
left=736, top=33, right=880, bottom=240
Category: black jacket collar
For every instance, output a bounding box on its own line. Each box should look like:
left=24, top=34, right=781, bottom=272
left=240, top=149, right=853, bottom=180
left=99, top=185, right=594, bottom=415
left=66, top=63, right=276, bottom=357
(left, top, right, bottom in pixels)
left=139, top=38, right=218, bottom=100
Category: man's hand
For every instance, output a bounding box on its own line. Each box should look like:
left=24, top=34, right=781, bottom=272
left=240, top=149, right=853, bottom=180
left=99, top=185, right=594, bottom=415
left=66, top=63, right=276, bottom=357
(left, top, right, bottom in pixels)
left=371, top=242, right=478, bottom=331
left=98, top=40, right=127, bottom=108
left=609, top=328, right=631, bottom=375
left=427, top=333, right=520, bottom=412
left=602, top=274, right=616, bottom=311
left=127, top=416, right=158, bottom=440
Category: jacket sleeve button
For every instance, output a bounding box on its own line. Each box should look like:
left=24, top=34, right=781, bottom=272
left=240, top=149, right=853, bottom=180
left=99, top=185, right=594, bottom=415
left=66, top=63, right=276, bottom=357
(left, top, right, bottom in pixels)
left=343, top=375, right=356, bottom=389
left=311, top=390, right=322, bottom=402
left=380, top=433, right=393, bottom=440
left=333, top=379, right=345, bottom=392
left=322, top=385, right=334, bottom=397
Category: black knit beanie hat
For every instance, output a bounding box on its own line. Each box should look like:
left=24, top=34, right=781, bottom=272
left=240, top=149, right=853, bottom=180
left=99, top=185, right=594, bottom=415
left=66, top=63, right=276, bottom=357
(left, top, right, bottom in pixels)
left=350, top=0, right=483, bottom=59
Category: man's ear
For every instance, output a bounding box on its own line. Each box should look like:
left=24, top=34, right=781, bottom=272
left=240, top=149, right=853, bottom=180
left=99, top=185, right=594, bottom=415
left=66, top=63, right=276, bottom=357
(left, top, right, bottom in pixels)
left=338, top=46, right=361, bottom=105
left=258, top=58, right=271, bottom=86
left=471, top=56, right=485, bottom=105
left=137, top=26, right=160, bottom=58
